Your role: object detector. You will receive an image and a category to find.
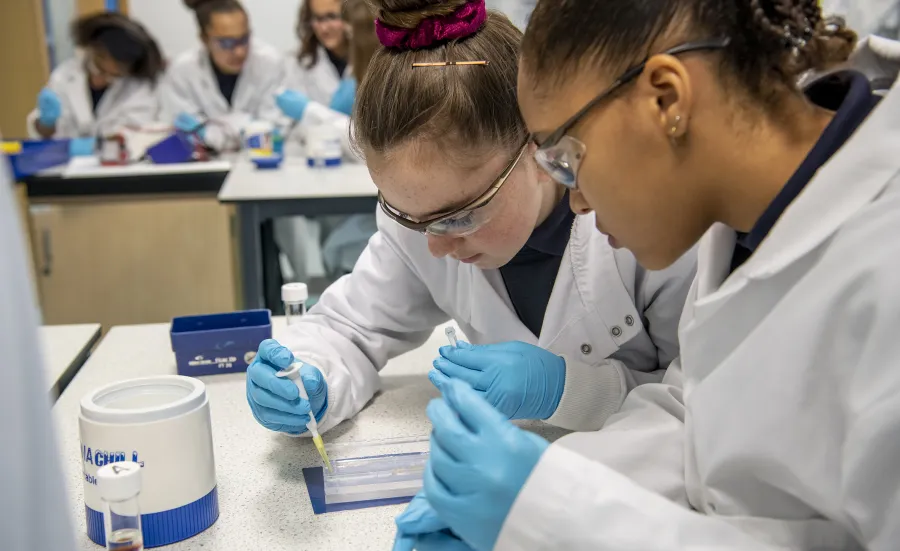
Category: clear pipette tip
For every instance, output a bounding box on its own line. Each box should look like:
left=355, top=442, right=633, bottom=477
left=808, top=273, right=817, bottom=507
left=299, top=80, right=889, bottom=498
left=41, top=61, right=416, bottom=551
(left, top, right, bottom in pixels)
left=445, top=326, right=458, bottom=348
left=276, top=363, right=333, bottom=473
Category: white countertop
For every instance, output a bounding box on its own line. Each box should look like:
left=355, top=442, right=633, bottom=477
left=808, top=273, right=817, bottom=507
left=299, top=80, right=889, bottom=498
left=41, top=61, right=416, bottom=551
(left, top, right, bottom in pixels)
left=60, top=156, right=232, bottom=179
left=40, top=324, right=102, bottom=400
left=218, top=157, right=378, bottom=202
left=52, top=319, right=448, bottom=550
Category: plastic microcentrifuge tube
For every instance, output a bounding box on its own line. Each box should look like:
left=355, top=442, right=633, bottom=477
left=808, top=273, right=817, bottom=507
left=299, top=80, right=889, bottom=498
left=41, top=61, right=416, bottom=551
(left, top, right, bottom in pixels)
left=276, top=362, right=333, bottom=473
left=97, top=461, right=144, bottom=551
left=445, top=326, right=458, bottom=348
left=282, top=283, right=308, bottom=326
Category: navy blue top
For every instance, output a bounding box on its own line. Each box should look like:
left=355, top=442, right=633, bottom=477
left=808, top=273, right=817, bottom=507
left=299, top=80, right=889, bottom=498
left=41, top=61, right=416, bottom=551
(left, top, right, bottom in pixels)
left=731, top=71, right=879, bottom=272
left=211, top=57, right=239, bottom=106
left=326, top=48, right=348, bottom=79
left=90, top=86, right=107, bottom=114
left=500, top=191, right=576, bottom=337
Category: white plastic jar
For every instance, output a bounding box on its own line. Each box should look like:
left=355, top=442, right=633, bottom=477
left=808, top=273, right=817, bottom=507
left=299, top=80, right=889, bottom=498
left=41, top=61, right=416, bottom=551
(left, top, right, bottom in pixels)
left=306, top=123, right=343, bottom=168
left=79, top=376, right=219, bottom=548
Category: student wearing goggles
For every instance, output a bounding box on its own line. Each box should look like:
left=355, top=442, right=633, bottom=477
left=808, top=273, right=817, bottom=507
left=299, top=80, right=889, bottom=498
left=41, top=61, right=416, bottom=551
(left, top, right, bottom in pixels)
left=159, top=0, right=284, bottom=151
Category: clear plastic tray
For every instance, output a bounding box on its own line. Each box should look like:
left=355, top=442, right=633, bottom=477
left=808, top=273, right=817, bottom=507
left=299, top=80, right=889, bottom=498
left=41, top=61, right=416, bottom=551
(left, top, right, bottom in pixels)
left=323, top=435, right=429, bottom=505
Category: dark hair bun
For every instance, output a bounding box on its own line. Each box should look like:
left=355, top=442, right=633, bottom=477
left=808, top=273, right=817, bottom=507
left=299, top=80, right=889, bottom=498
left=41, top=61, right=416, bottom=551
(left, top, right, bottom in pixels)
left=367, top=0, right=469, bottom=28
left=183, top=0, right=217, bottom=11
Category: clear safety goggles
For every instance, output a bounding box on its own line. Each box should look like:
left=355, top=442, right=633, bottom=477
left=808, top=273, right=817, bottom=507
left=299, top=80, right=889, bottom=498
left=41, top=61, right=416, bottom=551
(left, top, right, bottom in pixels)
left=86, top=56, right=124, bottom=82
left=378, top=140, right=529, bottom=237
left=534, top=37, right=732, bottom=190
left=211, top=33, right=251, bottom=51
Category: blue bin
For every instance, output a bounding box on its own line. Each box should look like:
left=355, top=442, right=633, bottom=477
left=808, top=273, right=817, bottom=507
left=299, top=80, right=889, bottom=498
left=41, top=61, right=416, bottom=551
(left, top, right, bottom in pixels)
left=170, top=310, right=272, bottom=376
left=146, top=132, right=195, bottom=164
left=6, top=139, right=71, bottom=179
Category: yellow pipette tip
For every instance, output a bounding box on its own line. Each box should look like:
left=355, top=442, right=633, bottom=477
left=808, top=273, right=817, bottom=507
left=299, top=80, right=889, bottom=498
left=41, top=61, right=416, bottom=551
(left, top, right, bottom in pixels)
left=313, top=435, right=333, bottom=473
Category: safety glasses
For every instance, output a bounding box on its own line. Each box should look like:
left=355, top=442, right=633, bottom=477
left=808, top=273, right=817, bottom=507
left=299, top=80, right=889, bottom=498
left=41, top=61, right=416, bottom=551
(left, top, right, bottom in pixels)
left=379, top=140, right=530, bottom=237
left=533, top=37, right=731, bottom=189
left=211, top=33, right=251, bottom=51
left=311, top=12, right=342, bottom=24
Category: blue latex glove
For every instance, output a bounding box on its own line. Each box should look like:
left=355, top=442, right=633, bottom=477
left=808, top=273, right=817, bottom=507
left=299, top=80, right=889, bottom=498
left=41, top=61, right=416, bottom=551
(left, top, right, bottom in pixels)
left=276, top=89, right=310, bottom=121
left=424, top=379, right=549, bottom=551
left=68, top=137, right=96, bottom=157
left=394, top=492, right=468, bottom=551
left=37, top=88, right=62, bottom=127
left=430, top=341, right=565, bottom=421
left=245, top=339, right=328, bottom=435
left=174, top=112, right=206, bottom=139
left=329, top=77, right=357, bottom=116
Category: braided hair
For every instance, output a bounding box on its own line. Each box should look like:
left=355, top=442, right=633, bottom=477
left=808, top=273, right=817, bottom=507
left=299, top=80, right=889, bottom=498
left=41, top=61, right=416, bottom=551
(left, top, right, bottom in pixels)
left=522, top=0, right=857, bottom=108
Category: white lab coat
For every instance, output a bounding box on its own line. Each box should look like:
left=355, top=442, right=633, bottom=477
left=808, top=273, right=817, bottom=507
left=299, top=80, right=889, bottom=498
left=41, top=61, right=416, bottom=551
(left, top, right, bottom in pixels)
left=281, top=208, right=696, bottom=433
left=280, top=47, right=353, bottom=158
left=275, top=47, right=363, bottom=283
left=0, top=154, right=76, bottom=548
left=26, top=54, right=159, bottom=139
left=158, top=41, right=284, bottom=151
left=498, top=36, right=900, bottom=551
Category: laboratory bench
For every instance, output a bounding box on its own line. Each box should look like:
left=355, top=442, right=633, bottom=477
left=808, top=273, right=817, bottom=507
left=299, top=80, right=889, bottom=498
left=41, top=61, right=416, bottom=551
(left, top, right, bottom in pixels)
left=53, top=318, right=438, bottom=550
left=52, top=318, right=570, bottom=550
left=218, top=157, right=379, bottom=311
left=40, top=323, right=102, bottom=402
left=20, top=158, right=239, bottom=330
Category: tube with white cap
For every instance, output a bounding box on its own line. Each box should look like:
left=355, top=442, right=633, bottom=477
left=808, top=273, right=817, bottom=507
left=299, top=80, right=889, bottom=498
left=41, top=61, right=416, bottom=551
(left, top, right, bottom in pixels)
left=97, top=461, right=144, bottom=551
left=276, top=362, right=333, bottom=472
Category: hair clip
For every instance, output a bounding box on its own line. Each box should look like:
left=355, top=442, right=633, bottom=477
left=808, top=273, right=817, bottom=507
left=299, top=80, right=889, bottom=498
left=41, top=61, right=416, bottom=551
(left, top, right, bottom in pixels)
left=412, top=60, right=490, bottom=68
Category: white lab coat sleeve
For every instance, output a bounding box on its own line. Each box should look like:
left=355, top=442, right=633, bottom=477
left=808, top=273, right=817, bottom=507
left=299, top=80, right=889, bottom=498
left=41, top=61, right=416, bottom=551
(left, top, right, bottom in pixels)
left=105, top=81, right=160, bottom=131
left=277, top=211, right=450, bottom=433
left=497, top=444, right=776, bottom=551
left=158, top=68, right=202, bottom=123
left=0, top=157, right=77, bottom=550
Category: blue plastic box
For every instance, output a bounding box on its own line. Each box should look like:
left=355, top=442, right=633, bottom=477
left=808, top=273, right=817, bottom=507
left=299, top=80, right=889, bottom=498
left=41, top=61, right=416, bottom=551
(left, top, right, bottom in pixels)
left=170, top=310, right=272, bottom=376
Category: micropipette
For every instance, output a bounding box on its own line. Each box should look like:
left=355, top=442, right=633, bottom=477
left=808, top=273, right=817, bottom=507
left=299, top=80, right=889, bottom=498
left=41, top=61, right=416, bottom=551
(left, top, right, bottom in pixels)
left=276, top=362, right=333, bottom=473
left=445, top=326, right=458, bottom=348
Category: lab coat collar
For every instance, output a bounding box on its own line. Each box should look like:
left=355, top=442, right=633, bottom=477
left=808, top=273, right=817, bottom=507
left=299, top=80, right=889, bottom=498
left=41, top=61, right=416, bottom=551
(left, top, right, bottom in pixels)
left=704, top=38, right=900, bottom=302
left=196, top=51, right=232, bottom=115
left=64, top=52, right=131, bottom=136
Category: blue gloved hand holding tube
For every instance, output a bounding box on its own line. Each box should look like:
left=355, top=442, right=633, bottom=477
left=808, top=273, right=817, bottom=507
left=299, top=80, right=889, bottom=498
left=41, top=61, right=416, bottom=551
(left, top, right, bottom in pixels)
left=429, top=341, right=565, bottom=421
left=276, top=89, right=310, bottom=121
left=37, top=88, right=62, bottom=127
left=421, top=379, right=549, bottom=551
left=174, top=112, right=207, bottom=140
left=246, top=339, right=328, bottom=435
left=329, top=77, right=357, bottom=116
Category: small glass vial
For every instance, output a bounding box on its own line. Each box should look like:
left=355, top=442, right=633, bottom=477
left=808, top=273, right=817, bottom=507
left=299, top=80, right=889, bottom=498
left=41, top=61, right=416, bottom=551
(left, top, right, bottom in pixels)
left=97, top=461, right=144, bottom=551
left=282, top=282, right=309, bottom=326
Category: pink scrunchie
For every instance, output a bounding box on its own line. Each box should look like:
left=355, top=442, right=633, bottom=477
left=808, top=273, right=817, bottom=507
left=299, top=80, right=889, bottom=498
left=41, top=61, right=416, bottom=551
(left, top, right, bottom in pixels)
left=376, top=0, right=487, bottom=50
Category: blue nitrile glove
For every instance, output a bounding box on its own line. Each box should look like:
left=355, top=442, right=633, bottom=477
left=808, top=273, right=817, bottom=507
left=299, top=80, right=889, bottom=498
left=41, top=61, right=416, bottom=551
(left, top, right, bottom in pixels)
left=174, top=112, right=206, bottom=139
left=430, top=341, right=565, bottom=421
left=37, top=88, right=62, bottom=127
left=246, top=339, right=328, bottom=435
left=329, top=77, right=357, bottom=116
left=394, top=492, right=469, bottom=551
left=68, top=137, right=96, bottom=157
left=424, top=379, right=549, bottom=551
left=276, top=89, right=310, bottom=121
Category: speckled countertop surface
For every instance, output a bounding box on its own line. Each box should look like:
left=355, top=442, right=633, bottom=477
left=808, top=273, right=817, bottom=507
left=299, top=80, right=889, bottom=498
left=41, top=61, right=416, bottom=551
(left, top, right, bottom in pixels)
left=52, top=318, right=570, bottom=550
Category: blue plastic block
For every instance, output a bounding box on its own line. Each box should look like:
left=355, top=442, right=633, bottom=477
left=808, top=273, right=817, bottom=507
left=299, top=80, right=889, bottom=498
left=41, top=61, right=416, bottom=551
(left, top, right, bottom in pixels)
left=170, top=310, right=272, bottom=376
left=146, top=133, right=195, bottom=164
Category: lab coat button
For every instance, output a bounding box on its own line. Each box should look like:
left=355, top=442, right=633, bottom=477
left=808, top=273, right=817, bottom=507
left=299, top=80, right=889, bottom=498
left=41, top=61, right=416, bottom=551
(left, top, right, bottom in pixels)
left=611, top=326, right=623, bottom=338
left=625, top=315, right=635, bottom=326
left=580, top=343, right=592, bottom=355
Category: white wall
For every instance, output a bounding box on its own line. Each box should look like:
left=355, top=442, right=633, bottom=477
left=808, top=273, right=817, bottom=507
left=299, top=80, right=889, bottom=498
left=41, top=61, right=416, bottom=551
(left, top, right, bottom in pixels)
left=129, top=0, right=301, bottom=60
left=129, top=0, right=539, bottom=61
left=46, top=0, right=77, bottom=67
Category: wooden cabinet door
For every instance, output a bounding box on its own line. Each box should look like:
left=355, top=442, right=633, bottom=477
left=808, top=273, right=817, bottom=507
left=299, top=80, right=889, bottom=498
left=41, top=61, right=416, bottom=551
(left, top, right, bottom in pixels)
left=0, top=0, right=50, bottom=137
left=30, top=195, right=238, bottom=327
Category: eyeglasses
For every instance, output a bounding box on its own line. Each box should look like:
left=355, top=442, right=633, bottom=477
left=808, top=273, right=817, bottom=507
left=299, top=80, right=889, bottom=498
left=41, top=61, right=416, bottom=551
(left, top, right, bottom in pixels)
left=379, top=140, right=530, bottom=237
left=211, top=33, right=251, bottom=51
left=311, top=12, right=341, bottom=24
left=533, top=38, right=731, bottom=190
left=87, top=56, right=125, bottom=81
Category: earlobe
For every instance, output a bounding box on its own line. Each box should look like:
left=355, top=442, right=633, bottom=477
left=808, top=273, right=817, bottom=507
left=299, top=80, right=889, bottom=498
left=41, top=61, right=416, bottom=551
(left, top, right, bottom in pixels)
left=644, top=55, right=693, bottom=140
